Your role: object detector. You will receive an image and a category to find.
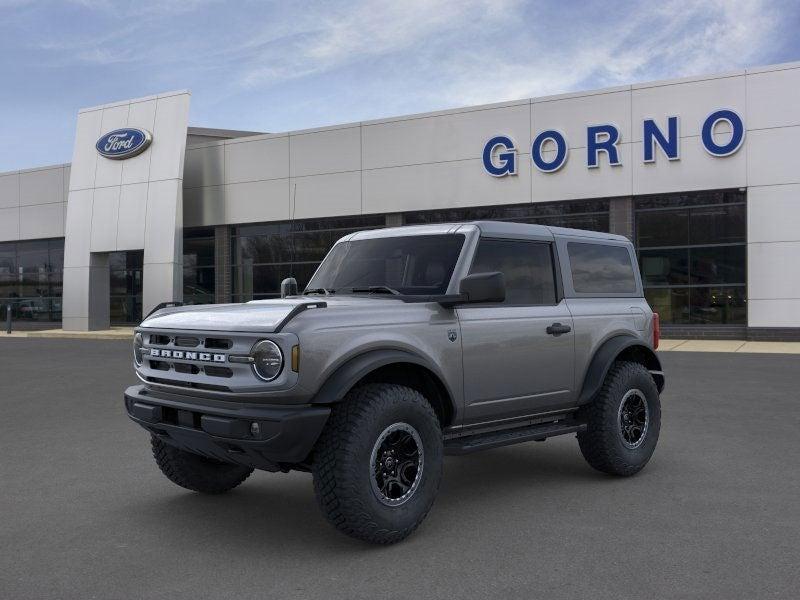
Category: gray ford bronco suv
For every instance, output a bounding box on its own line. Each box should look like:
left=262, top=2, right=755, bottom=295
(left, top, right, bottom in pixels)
left=125, top=221, right=664, bottom=544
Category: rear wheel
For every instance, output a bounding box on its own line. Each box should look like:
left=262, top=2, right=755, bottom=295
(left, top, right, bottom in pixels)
left=151, top=436, right=253, bottom=494
left=577, top=361, right=661, bottom=476
left=312, top=383, right=443, bottom=544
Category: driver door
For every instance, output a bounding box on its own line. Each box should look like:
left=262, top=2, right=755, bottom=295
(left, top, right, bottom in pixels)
left=457, top=237, right=575, bottom=427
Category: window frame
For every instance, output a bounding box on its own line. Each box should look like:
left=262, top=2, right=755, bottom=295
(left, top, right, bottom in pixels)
left=464, top=236, right=562, bottom=307
left=556, top=237, right=643, bottom=298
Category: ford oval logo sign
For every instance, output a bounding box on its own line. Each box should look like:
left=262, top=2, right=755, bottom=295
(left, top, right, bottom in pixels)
left=96, top=128, right=152, bottom=160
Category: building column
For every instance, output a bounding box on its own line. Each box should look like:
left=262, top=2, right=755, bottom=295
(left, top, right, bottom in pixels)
left=609, top=197, right=634, bottom=240
left=215, top=225, right=232, bottom=304
left=62, top=252, right=111, bottom=331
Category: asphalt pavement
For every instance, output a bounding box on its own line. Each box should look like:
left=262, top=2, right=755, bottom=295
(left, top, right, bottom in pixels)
left=1, top=338, right=798, bottom=599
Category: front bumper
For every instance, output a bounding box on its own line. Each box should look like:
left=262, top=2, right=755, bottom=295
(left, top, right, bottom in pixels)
left=124, top=384, right=330, bottom=471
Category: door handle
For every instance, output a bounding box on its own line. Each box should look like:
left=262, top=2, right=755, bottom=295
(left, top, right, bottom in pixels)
left=546, top=322, right=571, bottom=336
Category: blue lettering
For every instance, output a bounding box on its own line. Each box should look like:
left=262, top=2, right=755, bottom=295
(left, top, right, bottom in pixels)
left=643, top=116, right=679, bottom=162
left=482, top=135, right=517, bottom=176
left=702, top=109, right=745, bottom=157
left=531, top=130, right=568, bottom=173
left=587, top=124, right=621, bottom=168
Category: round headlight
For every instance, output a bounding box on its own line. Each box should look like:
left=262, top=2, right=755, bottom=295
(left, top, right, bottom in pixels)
left=251, top=340, right=284, bottom=381
left=133, top=332, right=144, bottom=366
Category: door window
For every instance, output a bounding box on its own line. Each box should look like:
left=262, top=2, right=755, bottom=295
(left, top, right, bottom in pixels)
left=469, top=239, right=556, bottom=305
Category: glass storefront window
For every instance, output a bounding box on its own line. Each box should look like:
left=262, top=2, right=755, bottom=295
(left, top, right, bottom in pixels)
left=231, top=215, right=385, bottom=301
left=636, top=210, right=688, bottom=247
left=404, top=199, right=611, bottom=232
left=183, top=228, right=216, bottom=305
left=636, top=189, right=746, bottom=326
left=0, top=238, right=64, bottom=323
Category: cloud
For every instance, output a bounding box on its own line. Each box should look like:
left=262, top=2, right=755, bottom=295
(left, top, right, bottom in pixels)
left=0, top=0, right=795, bottom=170
left=236, top=0, right=521, bottom=88
left=429, top=0, right=784, bottom=106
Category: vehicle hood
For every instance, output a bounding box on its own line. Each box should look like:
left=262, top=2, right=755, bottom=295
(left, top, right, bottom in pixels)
left=139, top=296, right=423, bottom=333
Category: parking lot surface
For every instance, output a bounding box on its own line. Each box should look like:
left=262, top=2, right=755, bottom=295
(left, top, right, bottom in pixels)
left=1, top=338, right=798, bottom=600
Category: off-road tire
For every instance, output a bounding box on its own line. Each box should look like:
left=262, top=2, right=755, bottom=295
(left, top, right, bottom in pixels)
left=312, top=383, right=443, bottom=544
left=577, top=361, right=661, bottom=476
left=151, top=436, right=253, bottom=494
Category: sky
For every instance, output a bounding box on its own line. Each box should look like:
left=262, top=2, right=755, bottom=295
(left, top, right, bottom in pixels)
left=0, top=0, right=798, bottom=171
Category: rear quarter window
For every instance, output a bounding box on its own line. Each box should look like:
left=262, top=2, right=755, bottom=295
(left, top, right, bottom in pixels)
left=567, top=242, right=637, bottom=294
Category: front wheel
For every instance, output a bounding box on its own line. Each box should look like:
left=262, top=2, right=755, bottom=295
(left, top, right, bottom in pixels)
left=312, top=383, right=443, bottom=544
left=577, top=361, right=661, bottom=476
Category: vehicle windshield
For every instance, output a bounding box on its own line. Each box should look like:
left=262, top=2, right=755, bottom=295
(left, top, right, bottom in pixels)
left=306, top=234, right=465, bottom=296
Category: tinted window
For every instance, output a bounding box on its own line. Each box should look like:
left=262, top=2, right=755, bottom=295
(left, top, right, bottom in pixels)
left=307, top=234, right=465, bottom=296
left=568, top=242, right=637, bottom=294
left=469, top=239, right=556, bottom=305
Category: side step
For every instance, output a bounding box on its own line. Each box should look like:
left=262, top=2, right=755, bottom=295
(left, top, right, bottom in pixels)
left=444, top=420, right=587, bottom=455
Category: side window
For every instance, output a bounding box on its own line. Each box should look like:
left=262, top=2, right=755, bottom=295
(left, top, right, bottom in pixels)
left=567, top=242, right=637, bottom=294
left=469, top=239, right=556, bottom=305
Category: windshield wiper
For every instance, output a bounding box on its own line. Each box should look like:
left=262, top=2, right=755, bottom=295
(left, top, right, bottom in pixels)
left=304, top=287, right=334, bottom=295
left=347, top=285, right=401, bottom=295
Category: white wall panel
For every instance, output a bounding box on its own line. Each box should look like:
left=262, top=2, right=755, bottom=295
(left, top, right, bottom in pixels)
left=143, top=179, right=181, bottom=264
left=121, top=100, right=157, bottom=185
left=61, top=267, right=90, bottom=319
left=225, top=178, right=290, bottom=224
left=69, top=109, right=103, bottom=191
left=534, top=90, right=631, bottom=147
left=20, top=167, right=64, bottom=206
left=0, top=173, right=19, bottom=209
left=290, top=127, right=360, bottom=177
left=748, top=241, right=800, bottom=300
left=63, top=189, right=93, bottom=267
left=149, top=93, right=191, bottom=182
left=0, top=207, right=19, bottom=240
left=631, top=75, right=746, bottom=141
left=225, top=136, right=289, bottom=183
left=291, top=171, right=361, bottom=219
left=89, top=186, right=120, bottom=251
left=748, top=184, right=800, bottom=243
left=363, top=103, right=530, bottom=169
left=143, top=262, right=182, bottom=312
left=532, top=144, right=632, bottom=202
left=116, top=183, right=148, bottom=250
left=747, top=126, right=800, bottom=186
left=19, top=202, right=64, bottom=239
left=748, top=299, right=800, bottom=327
left=632, top=139, right=746, bottom=195
left=363, top=158, right=530, bottom=214
left=94, top=104, right=129, bottom=189
left=63, top=166, right=70, bottom=201
left=746, top=68, right=800, bottom=130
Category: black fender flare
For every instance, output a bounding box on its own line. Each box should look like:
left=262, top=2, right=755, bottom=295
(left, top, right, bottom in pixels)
left=578, top=335, right=664, bottom=405
left=310, top=348, right=456, bottom=409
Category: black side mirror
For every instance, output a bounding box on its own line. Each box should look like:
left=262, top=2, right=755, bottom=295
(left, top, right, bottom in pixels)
left=459, top=272, right=505, bottom=304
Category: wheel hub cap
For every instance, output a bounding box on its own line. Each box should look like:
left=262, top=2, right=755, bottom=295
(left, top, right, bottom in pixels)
left=369, top=422, right=424, bottom=507
left=618, top=389, right=649, bottom=450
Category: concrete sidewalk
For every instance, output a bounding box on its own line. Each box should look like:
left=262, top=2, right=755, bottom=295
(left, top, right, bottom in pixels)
left=659, top=339, right=800, bottom=354
left=0, top=327, right=134, bottom=340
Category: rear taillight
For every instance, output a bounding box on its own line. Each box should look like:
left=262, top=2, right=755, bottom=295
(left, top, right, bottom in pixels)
left=652, top=312, right=660, bottom=350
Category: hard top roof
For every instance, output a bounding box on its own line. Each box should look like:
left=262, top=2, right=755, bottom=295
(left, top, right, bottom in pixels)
left=347, top=220, right=629, bottom=243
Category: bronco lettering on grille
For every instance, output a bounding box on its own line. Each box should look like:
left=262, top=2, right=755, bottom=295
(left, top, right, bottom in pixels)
left=149, top=348, right=226, bottom=362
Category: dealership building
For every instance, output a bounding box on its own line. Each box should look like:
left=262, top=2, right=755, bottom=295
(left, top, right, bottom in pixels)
left=1, top=61, right=799, bottom=339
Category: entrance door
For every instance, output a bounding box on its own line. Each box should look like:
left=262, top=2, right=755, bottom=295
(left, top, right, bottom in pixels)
left=109, top=250, right=143, bottom=324
left=457, top=238, right=575, bottom=427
